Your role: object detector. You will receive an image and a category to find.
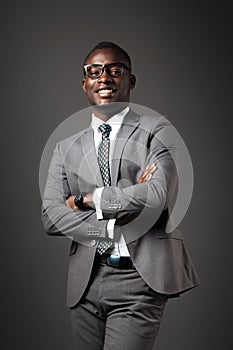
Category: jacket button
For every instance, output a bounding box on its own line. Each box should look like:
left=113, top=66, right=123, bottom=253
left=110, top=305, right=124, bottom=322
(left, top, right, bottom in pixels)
left=90, top=240, right=96, bottom=246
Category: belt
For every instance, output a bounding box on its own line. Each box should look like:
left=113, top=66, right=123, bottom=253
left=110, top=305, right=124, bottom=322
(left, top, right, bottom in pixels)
left=96, top=254, right=134, bottom=269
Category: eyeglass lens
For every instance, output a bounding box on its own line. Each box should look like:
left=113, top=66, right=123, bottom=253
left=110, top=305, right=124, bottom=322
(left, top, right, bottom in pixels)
left=85, top=63, right=126, bottom=78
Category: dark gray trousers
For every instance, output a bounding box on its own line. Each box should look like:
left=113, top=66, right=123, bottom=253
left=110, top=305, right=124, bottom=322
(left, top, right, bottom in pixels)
left=70, top=257, right=167, bottom=350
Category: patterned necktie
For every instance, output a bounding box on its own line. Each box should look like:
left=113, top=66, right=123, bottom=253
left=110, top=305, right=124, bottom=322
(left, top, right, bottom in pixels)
left=97, top=123, right=113, bottom=255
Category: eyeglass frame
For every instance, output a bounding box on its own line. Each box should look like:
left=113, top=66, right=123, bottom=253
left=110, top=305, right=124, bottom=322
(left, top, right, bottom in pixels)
left=83, top=62, right=131, bottom=79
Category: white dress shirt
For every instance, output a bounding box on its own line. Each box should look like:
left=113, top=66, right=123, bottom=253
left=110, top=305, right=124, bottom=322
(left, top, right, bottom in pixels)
left=92, top=107, right=130, bottom=257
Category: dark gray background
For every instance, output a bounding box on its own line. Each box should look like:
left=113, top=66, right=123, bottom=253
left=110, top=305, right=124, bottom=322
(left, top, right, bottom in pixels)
left=1, top=1, right=232, bottom=349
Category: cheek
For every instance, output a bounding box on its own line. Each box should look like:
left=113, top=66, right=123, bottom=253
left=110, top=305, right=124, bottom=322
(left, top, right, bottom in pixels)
left=83, top=83, right=96, bottom=99
left=119, top=82, right=131, bottom=95
left=83, top=79, right=95, bottom=91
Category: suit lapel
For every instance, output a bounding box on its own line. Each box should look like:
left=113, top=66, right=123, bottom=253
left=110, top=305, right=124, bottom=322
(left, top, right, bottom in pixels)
left=111, top=110, right=140, bottom=185
left=80, top=110, right=141, bottom=188
left=80, top=127, right=104, bottom=188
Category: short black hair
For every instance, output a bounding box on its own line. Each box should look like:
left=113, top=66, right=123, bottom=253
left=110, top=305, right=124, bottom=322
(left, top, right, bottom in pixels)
left=83, top=41, right=132, bottom=70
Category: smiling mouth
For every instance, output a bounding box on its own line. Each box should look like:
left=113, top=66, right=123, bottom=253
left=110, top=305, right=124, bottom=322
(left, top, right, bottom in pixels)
left=96, top=87, right=116, bottom=94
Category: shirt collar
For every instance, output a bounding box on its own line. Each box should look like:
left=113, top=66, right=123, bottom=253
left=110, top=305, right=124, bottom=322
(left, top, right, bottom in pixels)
left=91, top=106, right=130, bottom=129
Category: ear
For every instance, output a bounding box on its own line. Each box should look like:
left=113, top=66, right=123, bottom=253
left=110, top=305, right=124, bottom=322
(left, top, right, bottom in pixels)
left=129, top=74, right=136, bottom=89
left=82, top=79, right=87, bottom=93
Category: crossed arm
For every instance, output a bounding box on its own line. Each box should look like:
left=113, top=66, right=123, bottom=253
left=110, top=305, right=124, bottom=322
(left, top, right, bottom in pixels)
left=65, top=163, right=157, bottom=210
left=42, top=118, right=177, bottom=242
left=41, top=150, right=159, bottom=243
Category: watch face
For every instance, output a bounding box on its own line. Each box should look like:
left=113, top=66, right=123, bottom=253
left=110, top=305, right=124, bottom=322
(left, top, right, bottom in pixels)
left=74, top=193, right=83, bottom=206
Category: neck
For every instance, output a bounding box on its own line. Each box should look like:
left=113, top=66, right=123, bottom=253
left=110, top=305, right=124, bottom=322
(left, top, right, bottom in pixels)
left=92, top=102, right=128, bottom=122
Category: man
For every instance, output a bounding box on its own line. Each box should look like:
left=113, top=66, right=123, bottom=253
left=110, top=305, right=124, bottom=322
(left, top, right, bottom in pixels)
left=42, top=41, right=200, bottom=349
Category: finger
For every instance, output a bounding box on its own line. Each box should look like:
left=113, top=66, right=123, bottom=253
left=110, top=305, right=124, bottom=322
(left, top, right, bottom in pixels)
left=143, top=164, right=152, bottom=175
left=144, top=166, right=157, bottom=182
left=138, top=175, right=145, bottom=183
left=140, top=171, right=148, bottom=180
left=149, top=164, right=157, bottom=174
left=139, top=163, right=157, bottom=183
left=149, top=163, right=156, bottom=170
left=147, top=163, right=156, bottom=173
left=143, top=165, right=153, bottom=176
left=146, top=173, right=152, bottom=181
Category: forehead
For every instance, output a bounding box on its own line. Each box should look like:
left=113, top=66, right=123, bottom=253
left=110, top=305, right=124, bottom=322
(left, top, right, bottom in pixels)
left=85, top=48, right=129, bottom=65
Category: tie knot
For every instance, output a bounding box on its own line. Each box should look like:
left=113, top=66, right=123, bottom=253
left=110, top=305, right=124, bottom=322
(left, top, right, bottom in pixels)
left=98, top=124, right=112, bottom=138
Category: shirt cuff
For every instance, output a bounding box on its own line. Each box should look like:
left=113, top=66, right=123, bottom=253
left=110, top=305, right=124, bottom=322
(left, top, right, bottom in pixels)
left=107, top=219, right=116, bottom=240
left=93, top=187, right=104, bottom=219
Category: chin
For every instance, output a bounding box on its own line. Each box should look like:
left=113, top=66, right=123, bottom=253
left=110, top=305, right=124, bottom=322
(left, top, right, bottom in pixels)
left=98, top=98, right=115, bottom=105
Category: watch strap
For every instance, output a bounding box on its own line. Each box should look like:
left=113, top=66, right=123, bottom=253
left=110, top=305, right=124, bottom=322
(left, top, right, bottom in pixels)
left=74, top=193, right=88, bottom=211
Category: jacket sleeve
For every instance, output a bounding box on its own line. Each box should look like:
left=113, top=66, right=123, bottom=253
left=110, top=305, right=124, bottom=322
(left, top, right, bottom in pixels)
left=100, top=118, right=178, bottom=228
left=41, top=142, right=110, bottom=244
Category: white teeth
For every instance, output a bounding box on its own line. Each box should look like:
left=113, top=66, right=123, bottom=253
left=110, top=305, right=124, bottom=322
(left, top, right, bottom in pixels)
left=98, top=88, right=113, bottom=93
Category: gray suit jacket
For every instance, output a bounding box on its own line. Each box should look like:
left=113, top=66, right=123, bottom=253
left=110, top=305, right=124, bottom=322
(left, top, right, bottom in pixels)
left=42, top=110, right=200, bottom=307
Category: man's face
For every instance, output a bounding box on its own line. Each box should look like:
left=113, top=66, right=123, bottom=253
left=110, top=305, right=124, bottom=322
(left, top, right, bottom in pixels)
left=82, top=48, right=136, bottom=106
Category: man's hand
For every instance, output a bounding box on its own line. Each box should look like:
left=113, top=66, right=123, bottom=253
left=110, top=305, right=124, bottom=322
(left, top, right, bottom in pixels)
left=65, top=163, right=157, bottom=210
left=65, top=196, right=78, bottom=210
left=138, top=163, right=157, bottom=183
left=65, top=193, right=95, bottom=210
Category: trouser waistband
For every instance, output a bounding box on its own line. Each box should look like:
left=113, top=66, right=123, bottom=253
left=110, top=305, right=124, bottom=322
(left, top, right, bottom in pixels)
left=95, top=254, right=134, bottom=269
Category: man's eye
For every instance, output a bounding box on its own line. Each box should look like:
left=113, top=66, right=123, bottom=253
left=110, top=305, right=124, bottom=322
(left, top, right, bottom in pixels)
left=89, top=69, right=100, bottom=76
left=109, top=67, right=122, bottom=75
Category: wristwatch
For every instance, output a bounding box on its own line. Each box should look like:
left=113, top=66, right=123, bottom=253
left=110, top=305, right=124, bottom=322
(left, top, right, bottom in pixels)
left=74, top=193, right=88, bottom=211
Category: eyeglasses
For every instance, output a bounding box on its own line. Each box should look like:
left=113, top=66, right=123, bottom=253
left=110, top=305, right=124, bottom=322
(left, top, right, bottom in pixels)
left=83, top=62, right=131, bottom=79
